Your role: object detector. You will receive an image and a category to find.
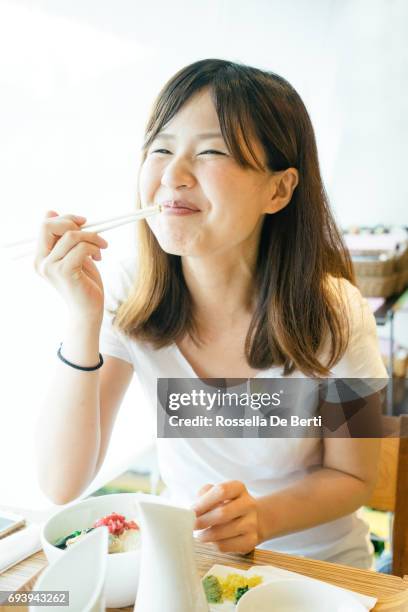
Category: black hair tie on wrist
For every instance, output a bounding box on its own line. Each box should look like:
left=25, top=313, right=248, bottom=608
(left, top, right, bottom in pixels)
left=57, top=343, right=104, bottom=371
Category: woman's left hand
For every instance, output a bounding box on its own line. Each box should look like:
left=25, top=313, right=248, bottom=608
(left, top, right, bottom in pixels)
left=192, top=480, right=261, bottom=554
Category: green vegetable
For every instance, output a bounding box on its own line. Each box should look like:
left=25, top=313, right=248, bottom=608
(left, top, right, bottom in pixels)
left=54, top=527, right=94, bottom=550
left=203, top=575, right=223, bottom=603
left=234, top=585, right=249, bottom=603
left=54, top=530, right=82, bottom=549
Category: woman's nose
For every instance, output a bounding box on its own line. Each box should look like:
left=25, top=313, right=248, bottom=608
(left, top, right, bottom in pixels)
left=160, top=157, right=196, bottom=190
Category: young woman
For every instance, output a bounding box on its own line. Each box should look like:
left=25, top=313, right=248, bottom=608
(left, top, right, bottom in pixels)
left=34, top=59, right=387, bottom=568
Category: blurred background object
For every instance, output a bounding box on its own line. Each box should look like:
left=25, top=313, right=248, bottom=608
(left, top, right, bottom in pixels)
left=343, top=226, right=408, bottom=298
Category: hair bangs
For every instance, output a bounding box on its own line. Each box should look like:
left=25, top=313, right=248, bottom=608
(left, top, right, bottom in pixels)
left=141, top=60, right=266, bottom=172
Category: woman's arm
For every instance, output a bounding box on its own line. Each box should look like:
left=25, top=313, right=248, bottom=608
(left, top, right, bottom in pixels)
left=33, top=211, right=134, bottom=505
left=256, top=437, right=380, bottom=542
left=36, top=319, right=133, bottom=505
left=193, top=437, right=380, bottom=553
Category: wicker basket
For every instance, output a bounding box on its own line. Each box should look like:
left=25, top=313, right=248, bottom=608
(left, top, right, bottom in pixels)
left=352, top=257, right=394, bottom=276
left=395, top=247, right=408, bottom=272
left=352, top=243, right=408, bottom=297
left=356, top=274, right=399, bottom=298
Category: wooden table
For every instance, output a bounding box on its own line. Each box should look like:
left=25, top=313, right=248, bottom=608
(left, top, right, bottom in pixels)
left=1, top=506, right=408, bottom=611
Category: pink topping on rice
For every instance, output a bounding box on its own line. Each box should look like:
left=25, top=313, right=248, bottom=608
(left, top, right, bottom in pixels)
left=93, top=512, right=139, bottom=536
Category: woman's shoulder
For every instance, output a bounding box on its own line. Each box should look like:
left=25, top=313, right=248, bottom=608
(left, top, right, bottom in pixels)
left=324, top=275, right=387, bottom=379
left=324, top=275, right=372, bottom=330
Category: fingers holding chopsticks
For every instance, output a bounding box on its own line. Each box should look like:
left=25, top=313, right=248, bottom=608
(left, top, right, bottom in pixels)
left=45, top=229, right=108, bottom=264
left=5, top=205, right=161, bottom=257
left=33, top=211, right=109, bottom=320
left=35, top=211, right=88, bottom=259
left=34, top=211, right=108, bottom=268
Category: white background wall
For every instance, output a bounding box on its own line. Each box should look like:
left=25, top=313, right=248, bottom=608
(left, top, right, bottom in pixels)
left=1, top=0, right=407, bottom=508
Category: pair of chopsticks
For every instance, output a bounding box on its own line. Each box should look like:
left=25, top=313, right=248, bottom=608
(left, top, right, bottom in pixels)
left=2, top=205, right=162, bottom=259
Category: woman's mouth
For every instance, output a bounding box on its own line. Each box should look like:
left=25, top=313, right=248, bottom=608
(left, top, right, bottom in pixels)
left=161, top=200, right=201, bottom=215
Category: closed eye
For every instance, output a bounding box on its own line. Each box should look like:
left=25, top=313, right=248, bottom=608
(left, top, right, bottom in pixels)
left=198, top=150, right=226, bottom=155
left=149, top=148, right=227, bottom=156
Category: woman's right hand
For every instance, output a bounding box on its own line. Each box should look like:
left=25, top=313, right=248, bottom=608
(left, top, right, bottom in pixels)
left=34, top=210, right=109, bottom=322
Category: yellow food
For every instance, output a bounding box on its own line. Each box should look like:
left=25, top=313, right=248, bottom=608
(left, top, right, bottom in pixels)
left=218, top=573, right=262, bottom=600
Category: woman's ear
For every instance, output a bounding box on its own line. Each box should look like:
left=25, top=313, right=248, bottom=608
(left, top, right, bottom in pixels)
left=265, top=168, right=299, bottom=214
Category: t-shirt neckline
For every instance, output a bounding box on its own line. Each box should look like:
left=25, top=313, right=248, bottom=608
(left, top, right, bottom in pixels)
left=172, top=343, right=273, bottom=380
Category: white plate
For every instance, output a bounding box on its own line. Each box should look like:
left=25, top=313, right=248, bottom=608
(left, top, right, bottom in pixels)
left=203, top=565, right=372, bottom=611
left=236, top=578, right=366, bottom=612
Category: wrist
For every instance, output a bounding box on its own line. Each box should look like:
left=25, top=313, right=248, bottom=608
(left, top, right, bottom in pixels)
left=66, top=299, right=104, bottom=329
left=67, top=313, right=103, bottom=334
left=58, top=344, right=103, bottom=371
left=62, top=318, right=102, bottom=367
left=255, top=494, right=279, bottom=544
left=256, top=499, right=266, bottom=545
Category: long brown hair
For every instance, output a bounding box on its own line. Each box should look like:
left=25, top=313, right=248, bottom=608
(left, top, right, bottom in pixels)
left=115, top=59, right=355, bottom=376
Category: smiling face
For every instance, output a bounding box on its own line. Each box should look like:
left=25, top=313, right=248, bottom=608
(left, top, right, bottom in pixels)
left=139, top=89, right=278, bottom=258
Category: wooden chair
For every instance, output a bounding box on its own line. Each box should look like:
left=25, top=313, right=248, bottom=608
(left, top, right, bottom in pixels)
left=367, top=415, right=408, bottom=577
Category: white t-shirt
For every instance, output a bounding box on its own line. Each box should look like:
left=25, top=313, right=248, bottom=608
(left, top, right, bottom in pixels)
left=99, top=258, right=388, bottom=569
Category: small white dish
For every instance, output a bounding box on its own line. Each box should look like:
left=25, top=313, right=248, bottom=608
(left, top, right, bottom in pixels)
left=236, top=578, right=366, bottom=612
left=41, top=493, right=141, bottom=608
left=30, top=527, right=108, bottom=612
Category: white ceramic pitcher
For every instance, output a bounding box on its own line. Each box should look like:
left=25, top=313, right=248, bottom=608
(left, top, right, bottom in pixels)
left=134, top=494, right=209, bottom=612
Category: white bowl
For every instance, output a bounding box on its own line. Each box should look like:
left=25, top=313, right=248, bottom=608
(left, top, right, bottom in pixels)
left=41, top=493, right=141, bottom=608
left=236, top=578, right=366, bottom=612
